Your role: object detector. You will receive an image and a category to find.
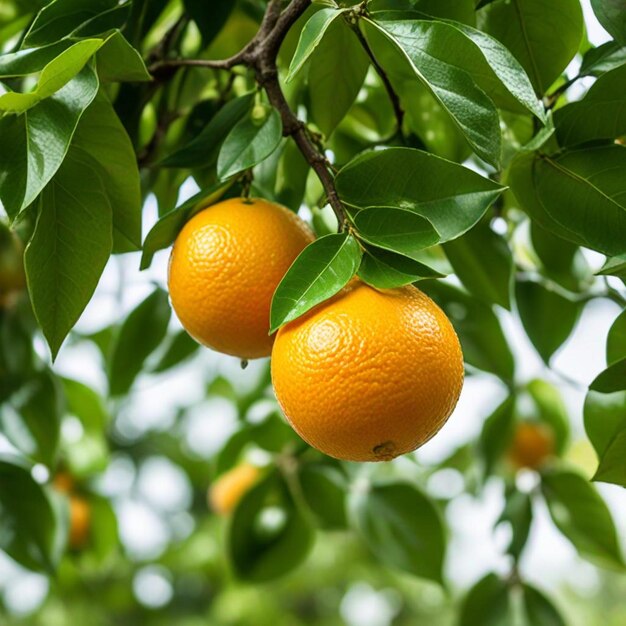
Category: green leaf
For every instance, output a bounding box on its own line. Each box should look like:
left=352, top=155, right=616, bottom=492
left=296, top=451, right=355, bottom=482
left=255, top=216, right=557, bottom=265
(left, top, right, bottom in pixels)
left=541, top=468, right=625, bottom=570
left=184, top=0, right=233, bottom=46
left=274, top=139, right=309, bottom=210
left=350, top=481, right=446, bottom=583
left=151, top=330, right=200, bottom=374
left=227, top=472, right=314, bottom=582
left=24, top=150, right=113, bottom=359
left=362, top=18, right=501, bottom=166
left=422, top=281, right=515, bottom=381
left=70, top=90, right=142, bottom=252
left=309, top=18, right=369, bottom=136
left=526, top=379, right=569, bottom=455
left=140, top=180, right=234, bottom=270
left=217, top=106, right=283, bottom=180
left=61, top=377, right=109, bottom=478
left=0, top=369, right=62, bottom=467
left=459, top=573, right=511, bottom=626
left=358, top=246, right=444, bottom=288
left=24, top=0, right=120, bottom=46
left=299, top=464, right=347, bottom=529
left=479, top=396, right=516, bottom=477
left=443, top=220, right=513, bottom=309
left=0, top=41, right=72, bottom=77
left=336, top=148, right=504, bottom=242
left=96, top=30, right=151, bottom=82
left=0, top=457, right=58, bottom=573
left=287, top=7, right=347, bottom=81
left=162, top=93, right=254, bottom=169
left=590, top=358, right=626, bottom=393
left=0, top=64, right=99, bottom=218
left=515, top=279, right=582, bottom=364
left=597, top=254, right=626, bottom=280
left=555, top=64, right=626, bottom=147
left=522, top=584, right=567, bottom=626
left=607, top=309, right=626, bottom=365
left=479, top=0, right=583, bottom=96
left=383, top=17, right=545, bottom=120
left=498, top=485, right=533, bottom=560
left=0, top=39, right=102, bottom=114
left=270, top=233, right=361, bottom=333
left=108, top=289, right=171, bottom=396
left=354, top=207, right=440, bottom=259
left=591, top=0, right=626, bottom=45
left=580, top=41, right=626, bottom=77
left=88, top=494, right=119, bottom=564
left=530, top=221, right=590, bottom=293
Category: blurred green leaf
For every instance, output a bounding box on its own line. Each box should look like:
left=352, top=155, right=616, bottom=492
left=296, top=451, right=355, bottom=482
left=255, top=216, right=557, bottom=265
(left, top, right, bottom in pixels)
left=287, top=7, right=347, bottom=81
left=350, top=481, right=446, bottom=583
left=299, top=463, right=347, bottom=529
left=0, top=369, right=62, bottom=467
left=162, top=93, right=254, bottom=169
left=309, top=19, right=369, bottom=136
left=354, top=207, right=440, bottom=259
left=0, top=65, right=98, bottom=218
left=88, top=494, right=119, bottom=564
left=151, top=330, right=199, bottom=374
left=228, top=472, right=314, bottom=582
left=362, top=18, right=501, bottom=166
left=498, top=485, right=533, bottom=560
left=525, top=379, right=569, bottom=455
left=590, top=0, right=626, bottom=45
left=479, top=396, right=516, bottom=477
left=270, top=233, right=361, bottom=333
left=422, top=281, right=515, bottom=381
left=541, top=468, right=625, bottom=570
left=443, top=220, right=513, bottom=309
left=522, top=584, right=567, bottom=626
left=358, top=246, right=444, bottom=288
left=607, top=309, right=626, bottom=365
left=108, top=289, right=171, bottom=396
left=590, top=359, right=626, bottom=394
left=555, top=65, right=626, bottom=147
left=61, top=378, right=109, bottom=477
left=459, top=573, right=511, bottom=626
left=515, top=280, right=582, bottom=364
left=479, top=0, right=583, bottom=95
left=218, top=106, right=283, bottom=180
left=530, top=222, right=590, bottom=293
left=0, top=456, right=59, bottom=572
left=184, top=0, right=233, bottom=45
left=274, top=140, right=309, bottom=211
left=336, top=147, right=503, bottom=242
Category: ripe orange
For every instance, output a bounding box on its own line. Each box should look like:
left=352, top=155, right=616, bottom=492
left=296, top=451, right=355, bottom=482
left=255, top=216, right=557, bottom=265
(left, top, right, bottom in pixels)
left=508, top=422, right=555, bottom=470
left=271, top=280, right=464, bottom=462
left=168, top=198, right=314, bottom=359
left=209, top=463, right=261, bottom=515
left=69, top=495, right=91, bottom=549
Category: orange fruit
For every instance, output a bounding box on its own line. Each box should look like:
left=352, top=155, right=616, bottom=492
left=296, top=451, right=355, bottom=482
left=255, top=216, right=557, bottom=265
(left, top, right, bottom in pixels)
left=69, top=495, right=91, bottom=549
left=209, top=463, right=261, bottom=515
left=271, top=280, right=464, bottom=462
left=168, top=198, right=314, bottom=359
left=508, top=422, right=555, bottom=470
left=52, top=472, right=74, bottom=495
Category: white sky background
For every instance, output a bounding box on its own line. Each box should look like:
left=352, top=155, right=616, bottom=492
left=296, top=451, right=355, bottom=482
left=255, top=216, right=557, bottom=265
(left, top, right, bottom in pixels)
left=0, top=2, right=622, bottom=623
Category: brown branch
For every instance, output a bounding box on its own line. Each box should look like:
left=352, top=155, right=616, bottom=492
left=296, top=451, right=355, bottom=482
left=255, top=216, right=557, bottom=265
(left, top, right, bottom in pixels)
left=350, top=19, right=404, bottom=134
left=148, top=0, right=347, bottom=227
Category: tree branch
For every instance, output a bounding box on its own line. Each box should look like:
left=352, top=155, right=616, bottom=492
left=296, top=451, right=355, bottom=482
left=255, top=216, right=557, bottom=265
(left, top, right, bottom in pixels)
left=148, top=0, right=347, bottom=226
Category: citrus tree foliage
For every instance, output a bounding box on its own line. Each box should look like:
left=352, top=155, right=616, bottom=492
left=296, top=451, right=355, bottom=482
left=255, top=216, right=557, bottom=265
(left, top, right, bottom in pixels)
left=0, top=0, right=626, bottom=623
